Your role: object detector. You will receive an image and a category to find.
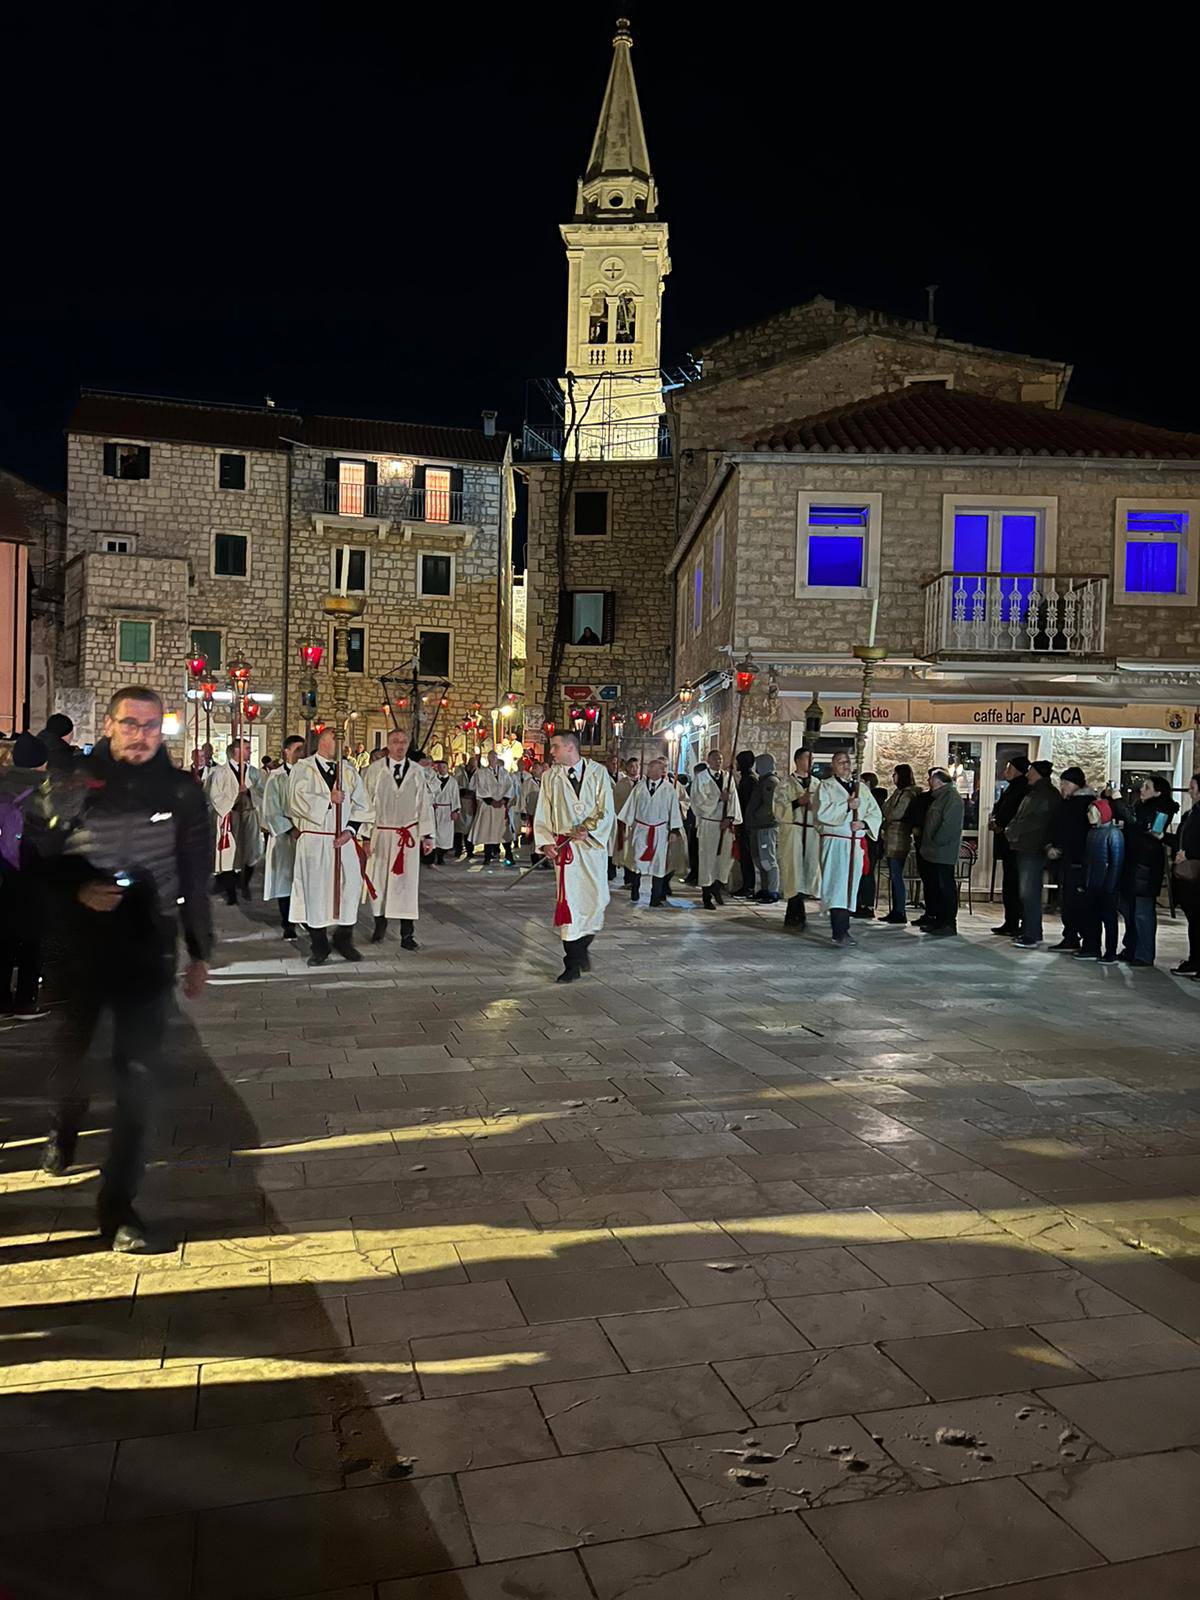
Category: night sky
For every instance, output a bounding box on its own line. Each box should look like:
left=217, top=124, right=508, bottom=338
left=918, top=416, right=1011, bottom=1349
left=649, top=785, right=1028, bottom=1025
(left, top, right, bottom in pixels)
left=2, top=8, right=1191, bottom=493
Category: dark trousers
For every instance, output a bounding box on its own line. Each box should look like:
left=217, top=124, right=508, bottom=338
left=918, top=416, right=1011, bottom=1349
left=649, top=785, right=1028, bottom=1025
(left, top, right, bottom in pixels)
left=1060, top=862, right=1087, bottom=945
left=887, top=855, right=907, bottom=918
left=736, top=825, right=757, bottom=896
left=784, top=894, right=807, bottom=927
left=562, top=935, right=592, bottom=973
left=923, top=860, right=958, bottom=928
left=916, top=857, right=937, bottom=919
left=1120, top=894, right=1158, bottom=964
left=277, top=895, right=292, bottom=931
left=0, top=874, right=41, bottom=1010
left=1017, top=852, right=1046, bottom=943
left=52, top=976, right=172, bottom=1212
left=831, top=908, right=851, bottom=940
left=998, top=847, right=1022, bottom=929
left=1177, top=879, right=1200, bottom=966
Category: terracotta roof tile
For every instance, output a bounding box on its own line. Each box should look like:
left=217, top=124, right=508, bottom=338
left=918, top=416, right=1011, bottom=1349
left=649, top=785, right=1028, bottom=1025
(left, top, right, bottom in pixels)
left=303, top=415, right=508, bottom=464
left=69, top=391, right=300, bottom=451
left=744, top=385, right=1200, bottom=460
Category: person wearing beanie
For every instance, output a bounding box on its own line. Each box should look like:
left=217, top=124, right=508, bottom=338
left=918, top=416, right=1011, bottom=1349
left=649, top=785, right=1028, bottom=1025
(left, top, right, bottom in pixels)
left=988, top=754, right=1031, bottom=936
left=917, top=768, right=965, bottom=935
left=733, top=750, right=758, bottom=898
left=744, top=752, right=781, bottom=903
left=616, top=755, right=683, bottom=907
left=815, top=750, right=884, bottom=947
left=1005, top=759, right=1061, bottom=948
left=1046, top=766, right=1095, bottom=952
left=1118, top=774, right=1178, bottom=967
left=0, top=734, right=49, bottom=1020
left=36, top=712, right=76, bottom=771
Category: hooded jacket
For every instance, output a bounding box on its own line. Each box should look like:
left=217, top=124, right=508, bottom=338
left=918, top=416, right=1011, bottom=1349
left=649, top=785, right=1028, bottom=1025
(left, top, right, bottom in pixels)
left=744, top=754, right=779, bottom=829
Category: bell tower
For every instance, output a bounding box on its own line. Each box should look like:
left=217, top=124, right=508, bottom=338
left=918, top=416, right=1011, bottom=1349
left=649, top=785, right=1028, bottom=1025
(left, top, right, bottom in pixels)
left=561, top=18, right=670, bottom=460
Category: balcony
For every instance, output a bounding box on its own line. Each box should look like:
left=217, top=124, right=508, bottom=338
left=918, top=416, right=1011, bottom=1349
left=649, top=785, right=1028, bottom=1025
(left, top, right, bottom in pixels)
left=922, top=572, right=1108, bottom=659
left=314, top=480, right=476, bottom=524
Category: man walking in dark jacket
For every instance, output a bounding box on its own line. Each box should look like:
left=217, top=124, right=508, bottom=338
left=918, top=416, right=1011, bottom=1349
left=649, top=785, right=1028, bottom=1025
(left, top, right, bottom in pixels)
left=918, top=769, right=965, bottom=934
left=39, top=685, right=213, bottom=1252
left=1005, top=759, right=1061, bottom=949
left=1047, top=766, right=1093, bottom=952
left=733, top=750, right=758, bottom=898
left=989, top=755, right=1029, bottom=935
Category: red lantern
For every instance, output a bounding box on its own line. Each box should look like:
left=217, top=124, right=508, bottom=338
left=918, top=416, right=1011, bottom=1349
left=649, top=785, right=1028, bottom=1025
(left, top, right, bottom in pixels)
left=734, top=653, right=757, bottom=696
left=227, top=653, right=251, bottom=690
left=186, top=651, right=208, bottom=681
left=243, top=700, right=261, bottom=722
left=299, top=639, right=325, bottom=671
left=543, top=719, right=556, bottom=737
left=440, top=695, right=449, bottom=708
left=313, top=720, right=327, bottom=734
left=636, top=709, right=652, bottom=731
left=395, top=696, right=409, bottom=709
left=200, top=678, right=218, bottom=707
left=584, top=703, right=599, bottom=723
left=505, top=691, right=519, bottom=705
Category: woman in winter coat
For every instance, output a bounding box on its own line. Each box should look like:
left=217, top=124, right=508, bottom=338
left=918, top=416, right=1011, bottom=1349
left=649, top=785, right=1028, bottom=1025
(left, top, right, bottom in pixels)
left=881, top=764, right=919, bottom=924
left=1119, top=776, right=1177, bottom=967
left=1171, top=773, right=1200, bottom=977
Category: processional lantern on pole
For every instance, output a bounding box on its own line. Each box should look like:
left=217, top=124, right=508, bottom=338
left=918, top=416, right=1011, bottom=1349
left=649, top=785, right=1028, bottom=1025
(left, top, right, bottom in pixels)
left=185, top=650, right=207, bottom=774
left=323, top=590, right=367, bottom=918
left=803, top=688, right=824, bottom=755
left=635, top=707, right=652, bottom=769
left=226, top=652, right=252, bottom=791
left=298, top=634, right=325, bottom=752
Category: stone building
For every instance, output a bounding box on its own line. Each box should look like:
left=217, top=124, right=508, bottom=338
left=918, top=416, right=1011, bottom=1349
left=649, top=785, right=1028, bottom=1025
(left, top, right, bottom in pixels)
left=59, top=392, right=513, bottom=760
left=667, top=381, right=1200, bottom=890
left=0, top=469, right=66, bottom=733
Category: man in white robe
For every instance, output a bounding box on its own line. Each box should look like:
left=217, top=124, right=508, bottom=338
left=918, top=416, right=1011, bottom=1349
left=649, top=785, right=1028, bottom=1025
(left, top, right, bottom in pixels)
left=690, top=749, right=742, bottom=908
left=208, top=738, right=265, bottom=905
left=470, top=750, right=510, bottom=864
left=815, top=750, right=884, bottom=948
left=428, top=758, right=460, bottom=863
left=611, top=758, right=639, bottom=886
left=776, top=746, right=822, bottom=931
left=519, top=760, right=545, bottom=865
left=617, top=757, right=684, bottom=907
left=362, top=728, right=434, bottom=949
left=262, top=734, right=306, bottom=938
left=288, top=727, right=371, bottom=966
left=454, top=758, right=476, bottom=859
left=533, top=728, right=614, bottom=982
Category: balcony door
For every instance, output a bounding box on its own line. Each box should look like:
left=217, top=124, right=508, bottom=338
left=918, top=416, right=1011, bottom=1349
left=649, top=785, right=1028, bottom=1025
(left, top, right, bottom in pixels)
left=953, top=508, right=1042, bottom=604
left=338, top=461, right=366, bottom=517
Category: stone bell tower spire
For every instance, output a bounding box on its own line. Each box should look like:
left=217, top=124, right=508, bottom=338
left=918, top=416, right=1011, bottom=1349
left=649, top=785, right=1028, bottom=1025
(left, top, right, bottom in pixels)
left=561, top=18, right=671, bottom=460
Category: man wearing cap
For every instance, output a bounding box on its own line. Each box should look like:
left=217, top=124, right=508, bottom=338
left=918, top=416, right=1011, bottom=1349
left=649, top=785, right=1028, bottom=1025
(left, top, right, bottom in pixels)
left=917, top=769, right=965, bottom=936
left=617, top=756, right=684, bottom=907
left=1005, top=759, right=1061, bottom=949
left=988, top=755, right=1030, bottom=936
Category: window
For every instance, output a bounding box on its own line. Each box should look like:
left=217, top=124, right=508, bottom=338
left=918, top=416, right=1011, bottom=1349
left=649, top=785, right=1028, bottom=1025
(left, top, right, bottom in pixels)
left=588, top=294, right=609, bottom=344
left=217, top=453, right=246, bottom=490
left=425, top=467, right=452, bottom=525
left=213, top=532, right=248, bottom=577
left=796, top=493, right=882, bottom=598
left=692, top=559, right=704, bottom=635
left=560, top=590, right=613, bottom=646
left=331, top=546, right=368, bottom=594
left=711, top=517, right=724, bottom=616
left=1114, top=501, right=1199, bottom=606
left=117, top=619, right=153, bottom=665
left=1119, top=737, right=1177, bottom=798
left=324, top=458, right=379, bottom=517
left=190, top=628, right=222, bottom=671
left=98, top=533, right=135, bottom=554
left=345, top=627, right=366, bottom=674
left=419, top=552, right=454, bottom=597
left=941, top=495, right=1057, bottom=579
left=418, top=628, right=452, bottom=677
left=103, top=442, right=150, bottom=480
left=615, top=293, right=637, bottom=344
left=572, top=489, right=609, bottom=537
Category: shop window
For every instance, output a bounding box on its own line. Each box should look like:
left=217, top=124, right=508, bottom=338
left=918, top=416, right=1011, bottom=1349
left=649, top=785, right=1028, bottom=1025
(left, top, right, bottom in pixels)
left=572, top=489, right=609, bottom=537
left=117, top=619, right=153, bottom=665
left=1119, top=738, right=1176, bottom=800
left=418, top=628, right=451, bottom=677
left=217, top=453, right=246, bottom=490
left=1115, top=502, right=1198, bottom=605
left=190, top=628, right=222, bottom=671
left=103, top=443, right=150, bottom=480
left=213, top=532, right=248, bottom=577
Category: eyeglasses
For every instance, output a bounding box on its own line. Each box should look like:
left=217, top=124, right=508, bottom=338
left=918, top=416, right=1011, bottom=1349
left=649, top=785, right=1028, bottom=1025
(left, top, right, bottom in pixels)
left=114, top=717, right=163, bottom=735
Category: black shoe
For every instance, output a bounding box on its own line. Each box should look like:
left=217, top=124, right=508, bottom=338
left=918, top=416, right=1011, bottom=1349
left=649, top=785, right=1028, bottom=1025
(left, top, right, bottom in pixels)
left=224, top=891, right=238, bottom=907
left=41, top=1131, right=77, bottom=1176
left=1172, top=961, right=1198, bottom=975
left=924, top=924, right=959, bottom=937
left=401, top=935, right=419, bottom=951
left=683, top=875, right=699, bottom=887
left=332, top=933, right=363, bottom=963
left=882, top=912, right=907, bottom=925
left=630, top=883, right=640, bottom=902
left=282, top=924, right=298, bottom=941
left=712, top=883, right=726, bottom=906
left=1129, top=958, right=1154, bottom=968
left=556, top=965, right=582, bottom=983
left=991, top=924, right=1020, bottom=936
left=649, top=897, right=666, bottom=908
left=578, top=939, right=592, bottom=972
left=702, top=888, right=715, bottom=909
left=1048, top=939, right=1079, bottom=953
left=1073, top=950, right=1099, bottom=961
left=852, top=909, right=876, bottom=920
left=371, top=917, right=388, bottom=943
left=1099, top=953, right=1119, bottom=964
left=98, top=1192, right=151, bottom=1253
left=307, top=949, right=329, bottom=967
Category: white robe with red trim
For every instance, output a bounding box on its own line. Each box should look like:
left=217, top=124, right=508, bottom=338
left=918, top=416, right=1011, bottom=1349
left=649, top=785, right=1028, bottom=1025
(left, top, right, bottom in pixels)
left=208, top=761, right=264, bottom=874
left=362, top=757, right=435, bottom=920
left=690, top=766, right=742, bottom=887
left=469, top=763, right=509, bottom=845
left=533, top=761, right=614, bottom=941
left=261, top=762, right=299, bottom=900
left=776, top=771, right=823, bottom=900
left=287, top=756, right=370, bottom=929
left=428, top=772, right=459, bottom=850
left=814, top=776, right=883, bottom=912
left=618, top=778, right=683, bottom=878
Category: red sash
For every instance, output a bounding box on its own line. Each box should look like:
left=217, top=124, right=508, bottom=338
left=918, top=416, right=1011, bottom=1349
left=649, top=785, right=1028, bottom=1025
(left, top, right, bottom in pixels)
left=553, top=834, right=575, bottom=926
left=217, top=812, right=233, bottom=852
left=379, top=824, right=416, bottom=876
left=637, top=821, right=658, bottom=863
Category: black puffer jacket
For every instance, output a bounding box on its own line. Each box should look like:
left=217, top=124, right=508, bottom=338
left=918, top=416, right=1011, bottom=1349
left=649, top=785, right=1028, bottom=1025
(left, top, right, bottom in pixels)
left=39, top=741, right=214, bottom=985
left=1120, top=796, right=1177, bottom=900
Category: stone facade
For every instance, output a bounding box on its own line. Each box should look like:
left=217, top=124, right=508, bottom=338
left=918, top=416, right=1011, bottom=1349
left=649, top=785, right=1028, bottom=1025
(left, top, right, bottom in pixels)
left=522, top=459, right=677, bottom=743
left=61, top=405, right=513, bottom=760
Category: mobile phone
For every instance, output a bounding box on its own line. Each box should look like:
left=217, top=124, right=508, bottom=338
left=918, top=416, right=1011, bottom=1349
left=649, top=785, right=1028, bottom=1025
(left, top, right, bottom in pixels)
left=114, top=872, right=133, bottom=889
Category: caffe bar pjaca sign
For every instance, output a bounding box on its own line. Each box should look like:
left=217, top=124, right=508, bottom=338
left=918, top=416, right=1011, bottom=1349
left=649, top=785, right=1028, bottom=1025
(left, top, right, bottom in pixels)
left=820, top=699, right=1195, bottom=731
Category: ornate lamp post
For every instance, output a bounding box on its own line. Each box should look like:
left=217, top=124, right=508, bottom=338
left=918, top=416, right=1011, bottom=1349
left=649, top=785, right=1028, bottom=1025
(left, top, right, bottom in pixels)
left=200, top=677, right=218, bottom=762
left=185, top=650, right=207, bottom=774
left=322, top=591, right=367, bottom=918
left=803, top=688, right=825, bottom=755
left=298, top=635, right=324, bottom=752
left=226, top=652, right=252, bottom=791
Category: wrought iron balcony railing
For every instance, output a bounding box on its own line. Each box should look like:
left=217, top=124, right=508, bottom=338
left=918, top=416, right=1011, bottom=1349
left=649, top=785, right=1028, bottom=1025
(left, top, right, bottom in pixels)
left=316, top=479, right=473, bottom=524
left=922, top=571, right=1108, bottom=657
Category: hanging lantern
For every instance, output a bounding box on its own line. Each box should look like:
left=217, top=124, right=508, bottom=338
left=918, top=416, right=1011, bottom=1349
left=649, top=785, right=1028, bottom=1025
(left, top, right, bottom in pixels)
left=299, top=638, right=324, bottom=671
left=584, top=703, right=599, bottom=723
left=504, top=691, right=519, bottom=705
left=611, top=714, right=626, bottom=739
left=227, top=652, right=252, bottom=690
left=543, top=719, right=556, bottom=737
left=569, top=705, right=586, bottom=730
left=186, top=650, right=208, bottom=682
left=243, top=699, right=261, bottom=722
left=440, top=695, right=450, bottom=708
left=200, top=677, right=218, bottom=708
left=678, top=684, right=694, bottom=709
left=734, top=652, right=757, bottom=696
left=313, top=720, right=327, bottom=734
left=636, top=709, right=652, bottom=731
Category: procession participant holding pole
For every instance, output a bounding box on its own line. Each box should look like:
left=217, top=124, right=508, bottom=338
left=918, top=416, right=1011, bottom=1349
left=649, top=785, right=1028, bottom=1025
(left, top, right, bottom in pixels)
left=288, top=726, right=370, bottom=966
left=454, top=755, right=477, bottom=858
left=208, top=738, right=265, bottom=906
left=690, top=749, right=741, bottom=908
left=361, top=727, right=434, bottom=949
left=262, top=734, right=306, bottom=939
left=533, top=727, right=614, bottom=983
left=617, top=757, right=684, bottom=908
left=776, top=747, right=821, bottom=930
left=815, top=749, right=883, bottom=947
left=429, top=757, right=460, bottom=865
left=469, top=749, right=509, bottom=865
left=611, top=757, right=640, bottom=886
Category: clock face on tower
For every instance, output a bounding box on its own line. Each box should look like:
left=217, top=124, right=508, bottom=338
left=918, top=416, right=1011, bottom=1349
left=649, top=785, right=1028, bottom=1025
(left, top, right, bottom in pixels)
left=600, top=257, right=625, bottom=283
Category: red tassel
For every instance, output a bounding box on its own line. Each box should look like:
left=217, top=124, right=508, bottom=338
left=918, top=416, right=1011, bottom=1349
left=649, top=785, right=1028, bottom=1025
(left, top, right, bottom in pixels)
left=553, top=834, right=575, bottom=926
left=391, top=826, right=416, bottom=876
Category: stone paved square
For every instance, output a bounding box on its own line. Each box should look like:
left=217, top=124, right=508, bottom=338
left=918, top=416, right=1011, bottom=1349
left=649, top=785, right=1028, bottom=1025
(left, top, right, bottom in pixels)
left=2, top=868, right=1199, bottom=1596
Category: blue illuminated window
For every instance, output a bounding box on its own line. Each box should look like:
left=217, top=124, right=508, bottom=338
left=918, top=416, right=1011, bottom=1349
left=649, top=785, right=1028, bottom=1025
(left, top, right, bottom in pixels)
left=1122, top=507, right=1188, bottom=596
left=805, top=505, right=868, bottom=589
left=809, top=505, right=868, bottom=528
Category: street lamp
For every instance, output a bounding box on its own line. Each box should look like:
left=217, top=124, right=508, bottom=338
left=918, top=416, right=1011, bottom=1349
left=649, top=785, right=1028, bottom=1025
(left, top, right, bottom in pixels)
left=226, top=652, right=251, bottom=791
left=803, top=689, right=824, bottom=755
left=185, top=650, right=207, bottom=773
left=298, top=635, right=324, bottom=751
left=200, top=677, right=217, bottom=763
left=729, top=651, right=757, bottom=774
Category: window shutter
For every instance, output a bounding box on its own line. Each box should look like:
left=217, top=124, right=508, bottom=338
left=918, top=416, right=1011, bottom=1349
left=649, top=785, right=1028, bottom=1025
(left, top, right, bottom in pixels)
left=103, top=443, right=117, bottom=476
left=363, top=461, right=378, bottom=485
left=136, top=446, right=150, bottom=478
left=325, top=457, right=340, bottom=482
left=412, top=464, right=427, bottom=490
left=448, top=467, right=464, bottom=494
left=558, top=591, right=573, bottom=643
left=603, top=590, right=615, bottom=644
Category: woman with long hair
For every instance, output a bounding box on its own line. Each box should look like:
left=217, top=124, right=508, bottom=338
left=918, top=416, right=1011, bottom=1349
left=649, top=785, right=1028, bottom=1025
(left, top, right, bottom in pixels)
left=881, top=764, right=919, bottom=924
